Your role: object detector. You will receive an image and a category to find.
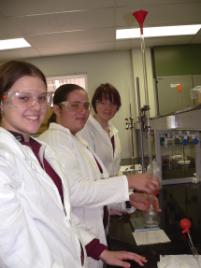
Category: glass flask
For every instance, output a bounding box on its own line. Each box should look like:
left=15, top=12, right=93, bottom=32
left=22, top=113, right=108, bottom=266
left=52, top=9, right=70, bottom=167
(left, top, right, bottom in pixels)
left=144, top=159, right=160, bottom=228
left=144, top=194, right=160, bottom=227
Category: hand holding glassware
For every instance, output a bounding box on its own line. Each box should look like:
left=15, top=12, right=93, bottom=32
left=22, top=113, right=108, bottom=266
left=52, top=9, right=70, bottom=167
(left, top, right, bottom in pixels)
left=127, top=171, right=160, bottom=194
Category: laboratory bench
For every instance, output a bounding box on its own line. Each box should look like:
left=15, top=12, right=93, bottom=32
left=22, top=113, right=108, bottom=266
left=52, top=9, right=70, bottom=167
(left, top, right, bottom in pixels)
left=106, top=182, right=201, bottom=268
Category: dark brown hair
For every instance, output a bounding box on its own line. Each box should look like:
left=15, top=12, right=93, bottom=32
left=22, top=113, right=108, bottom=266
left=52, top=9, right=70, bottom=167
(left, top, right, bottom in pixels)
left=53, top=84, right=84, bottom=105
left=0, top=60, right=47, bottom=100
left=91, top=83, right=121, bottom=113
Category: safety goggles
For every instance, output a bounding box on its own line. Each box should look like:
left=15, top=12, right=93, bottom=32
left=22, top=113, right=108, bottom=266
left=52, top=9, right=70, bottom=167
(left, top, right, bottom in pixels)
left=60, top=101, right=90, bottom=112
left=2, top=91, right=53, bottom=108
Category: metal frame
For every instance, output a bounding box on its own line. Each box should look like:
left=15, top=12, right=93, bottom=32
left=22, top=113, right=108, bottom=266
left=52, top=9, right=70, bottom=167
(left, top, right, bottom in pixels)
left=150, top=107, right=201, bottom=185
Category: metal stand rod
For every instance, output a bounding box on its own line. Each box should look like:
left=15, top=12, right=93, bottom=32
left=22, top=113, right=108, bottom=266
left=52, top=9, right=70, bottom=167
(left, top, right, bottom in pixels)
left=136, top=77, right=145, bottom=172
left=147, top=119, right=153, bottom=165
left=129, top=103, right=135, bottom=167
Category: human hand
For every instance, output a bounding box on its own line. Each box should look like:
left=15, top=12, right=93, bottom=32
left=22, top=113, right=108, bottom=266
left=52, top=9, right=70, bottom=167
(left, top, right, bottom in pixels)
left=150, top=194, right=161, bottom=212
left=100, top=249, right=147, bottom=267
left=129, top=192, right=161, bottom=212
left=129, top=192, right=149, bottom=211
left=127, top=173, right=160, bottom=194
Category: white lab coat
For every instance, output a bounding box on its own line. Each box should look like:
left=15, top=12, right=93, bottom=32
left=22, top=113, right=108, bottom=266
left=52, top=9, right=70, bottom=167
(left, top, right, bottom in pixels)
left=39, top=123, right=130, bottom=268
left=79, top=115, right=135, bottom=216
left=79, top=115, right=121, bottom=176
left=0, top=127, right=95, bottom=268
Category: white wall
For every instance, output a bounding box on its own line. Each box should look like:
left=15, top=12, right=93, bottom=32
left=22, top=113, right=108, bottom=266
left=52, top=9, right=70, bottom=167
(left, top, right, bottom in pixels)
left=26, top=49, right=156, bottom=159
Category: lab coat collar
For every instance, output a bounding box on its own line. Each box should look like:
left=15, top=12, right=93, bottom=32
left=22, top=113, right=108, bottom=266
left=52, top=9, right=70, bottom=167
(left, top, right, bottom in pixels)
left=49, top=122, right=72, bottom=135
left=90, top=114, right=119, bottom=136
left=8, top=130, right=27, bottom=143
left=0, top=127, right=27, bottom=157
left=0, top=127, right=68, bottom=215
left=49, top=122, right=91, bottom=150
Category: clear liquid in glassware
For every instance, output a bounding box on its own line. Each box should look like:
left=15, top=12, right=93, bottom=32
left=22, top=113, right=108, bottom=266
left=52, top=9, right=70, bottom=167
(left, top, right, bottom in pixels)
left=144, top=195, right=160, bottom=228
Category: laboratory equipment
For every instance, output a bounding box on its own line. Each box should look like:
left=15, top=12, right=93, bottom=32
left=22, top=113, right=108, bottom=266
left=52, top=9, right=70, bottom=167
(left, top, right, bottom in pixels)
left=132, top=10, right=153, bottom=171
left=180, top=218, right=201, bottom=268
left=124, top=10, right=152, bottom=172
left=143, top=194, right=160, bottom=228
left=125, top=104, right=136, bottom=168
left=150, top=107, right=201, bottom=185
left=191, top=85, right=201, bottom=105
left=143, top=159, right=160, bottom=227
left=132, top=10, right=161, bottom=227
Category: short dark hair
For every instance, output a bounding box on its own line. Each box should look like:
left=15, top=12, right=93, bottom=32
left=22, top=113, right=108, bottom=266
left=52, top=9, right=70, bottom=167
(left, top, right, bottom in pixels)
left=0, top=60, right=47, bottom=99
left=49, top=83, right=85, bottom=123
left=91, top=83, right=121, bottom=113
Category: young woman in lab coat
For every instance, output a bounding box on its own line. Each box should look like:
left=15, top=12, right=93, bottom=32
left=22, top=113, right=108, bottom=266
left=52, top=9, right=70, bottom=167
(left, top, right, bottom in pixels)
left=79, top=83, right=128, bottom=216
left=39, top=83, right=160, bottom=268
left=79, top=83, right=122, bottom=177
left=0, top=61, right=150, bottom=268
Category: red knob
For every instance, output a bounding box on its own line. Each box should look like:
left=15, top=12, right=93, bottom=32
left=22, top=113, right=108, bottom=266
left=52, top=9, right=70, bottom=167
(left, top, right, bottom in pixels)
left=179, top=218, right=192, bottom=234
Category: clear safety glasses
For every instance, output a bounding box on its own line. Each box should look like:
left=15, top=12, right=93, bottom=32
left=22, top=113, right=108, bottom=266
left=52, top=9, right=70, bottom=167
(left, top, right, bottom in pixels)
left=60, top=101, right=90, bottom=112
left=2, top=91, right=53, bottom=108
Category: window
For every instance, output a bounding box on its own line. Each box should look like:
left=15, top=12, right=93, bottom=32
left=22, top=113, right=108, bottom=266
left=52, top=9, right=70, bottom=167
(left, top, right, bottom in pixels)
left=38, top=73, right=87, bottom=133
left=47, top=74, right=87, bottom=93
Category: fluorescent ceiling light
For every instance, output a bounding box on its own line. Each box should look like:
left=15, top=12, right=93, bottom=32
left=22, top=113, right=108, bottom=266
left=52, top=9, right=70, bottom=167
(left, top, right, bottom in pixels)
left=0, top=38, right=31, bottom=50
left=116, top=24, right=201, bottom=39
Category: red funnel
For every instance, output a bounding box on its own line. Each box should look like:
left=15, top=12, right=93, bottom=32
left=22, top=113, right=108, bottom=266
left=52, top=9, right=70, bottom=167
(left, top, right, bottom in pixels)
left=179, top=218, right=192, bottom=234
left=132, top=10, right=148, bottom=35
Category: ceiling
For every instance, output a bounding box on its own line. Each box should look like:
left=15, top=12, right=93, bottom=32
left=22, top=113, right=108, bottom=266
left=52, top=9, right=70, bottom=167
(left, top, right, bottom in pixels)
left=0, top=0, right=201, bottom=61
